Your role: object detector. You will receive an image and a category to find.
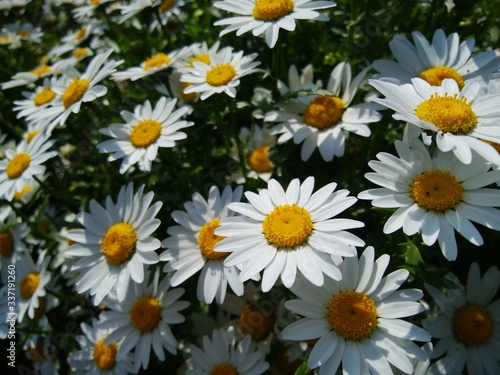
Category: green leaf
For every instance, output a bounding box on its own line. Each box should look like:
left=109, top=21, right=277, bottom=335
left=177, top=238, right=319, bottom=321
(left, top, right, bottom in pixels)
left=294, top=362, right=312, bottom=375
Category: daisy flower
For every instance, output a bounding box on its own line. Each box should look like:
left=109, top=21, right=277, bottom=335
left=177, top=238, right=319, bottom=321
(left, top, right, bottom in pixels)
left=276, top=63, right=322, bottom=98
left=214, top=176, right=365, bottom=292
left=358, top=138, right=500, bottom=261
left=372, top=29, right=500, bottom=87
left=0, top=62, right=56, bottom=90
left=369, top=77, right=500, bottom=165
left=68, top=318, right=136, bottom=375
left=96, top=97, right=194, bottom=174
left=0, top=134, right=57, bottom=201
left=423, top=262, right=500, bottom=374
left=99, top=271, right=189, bottom=372
left=114, top=0, right=158, bottom=24
left=0, top=0, right=32, bottom=10
left=160, top=185, right=245, bottom=304
left=1, top=22, right=44, bottom=46
left=180, top=46, right=261, bottom=100
left=186, top=327, right=269, bottom=375
left=0, top=219, right=29, bottom=283
left=268, top=62, right=383, bottom=161
left=13, top=76, right=62, bottom=121
left=213, top=0, right=336, bottom=48
left=148, top=0, right=191, bottom=32
left=65, top=183, right=163, bottom=305
left=281, top=246, right=431, bottom=375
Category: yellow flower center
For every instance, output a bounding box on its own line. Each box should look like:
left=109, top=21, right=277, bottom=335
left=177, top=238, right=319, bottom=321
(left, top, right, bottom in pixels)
left=26, top=131, right=41, bottom=144
left=90, top=0, right=100, bottom=5
left=240, top=303, right=276, bottom=342
left=73, top=27, right=86, bottom=41
left=73, top=47, right=89, bottom=59
left=410, top=170, right=463, bottom=212
left=143, top=53, right=171, bottom=71
left=16, top=29, right=31, bottom=37
left=415, top=93, right=477, bottom=134
left=198, top=219, right=229, bottom=260
left=418, top=66, right=465, bottom=90
left=453, top=304, right=493, bottom=347
left=247, top=146, right=273, bottom=173
left=33, top=87, right=56, bottom=106
left=0, top=231, right=14, bottom=257
left=20, top=272, right=40, bottom=299
left=100, top=222, right=137, bottom=266
left=130, top=296, right=161, bottom=332
left=209, top=363, right=239, bottom=375
left=62, top=78, right=89, bottom=109
left=180, top=81, right=197, bottom=102
left=328, top=291, right=378, bottom=340
left=262, top=204, right=313, bottom=249
left=129, top=119, right=162, bottom=148
left=189, top=53, right=210, bottom=67
left=252, top=0, right=294, bottom=21
left=206, top=64, right=236, bottom=86
left=159, top=0, right=175, bottom=13
left=14, top=185, right=33, bottom=200
left=29, top=65, right=51, bottom=77
left=303, top=96, right=346, bottom=130
left=0, top=36, right=12, bottom=44
left=93, top=338, right=117, bottom=371
left=6, top=153, right=31, bottom=179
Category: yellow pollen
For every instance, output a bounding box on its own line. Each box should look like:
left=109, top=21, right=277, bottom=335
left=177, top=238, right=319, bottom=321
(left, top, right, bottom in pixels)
left=262, top=204, right=313, bottom=249
left=90, top=0, right=100, bottom=5
left=14, top=185, right=33, bottom=200
left=418, top=66, right=465, bottom=90
left=130, top=296, right=161, bottom=332
left=6, top=153, right=31, bottom=179
left=454, top=304, right=493, bottom=347
left=62, top=78, right=89, bottom=109
left=93, top=338, right=117, bottom=370
left=189, top=53, right=210, bottom=67
left=101, top=222, right=137, bottom=266
left=410, top=170, right=463, bottom=212
left=129, top=119, right=162, bottom=148
left=252, top=0, right=294, bottom=21
left=159, top=0, right=175, bottom=13
left=33, top=87, right=56, bottom=106
left=206, top=64, right=236, bottom=86
left=209, top=363, right=239, bottom=375
left=143, top=53, right=171, bottom=71
left=20, top=273, right=41, bottom=299
left=240, top=303, right=276, bottom=342
left=180, top=81, right=197, bottom=102
left=328, top=291, right=378, bottom=340
left=198, top=219, right=229, bottom=260
left=29, top=65, right=51, bottom=77
left=73, top=27, right=86, bottom=41
left=73, top=47, right=89, bottom=59
left=16, top=30, right=31, bottom=37
left=247, top=146, right=274, bottom=173
left=303, top=96, right=345, bottom=130
left=0, top=231, right=14, bottom=257
left=415, top=93, right=477, bottom=134
left=26, top=131, right=41, bottom=144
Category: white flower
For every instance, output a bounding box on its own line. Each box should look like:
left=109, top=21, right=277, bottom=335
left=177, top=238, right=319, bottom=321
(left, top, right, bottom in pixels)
left=13, top=76, right=62, bottom=121
left=65, top=183, right=162, bottom=305
left=214, top=176, right=365, bottom=292
left=99, top=271, right=189, bottom=372
left=160, top=185, right=244, bottom=304
left=268, top=62, right=382, bottom=161
left=213, top=0, right=336, bottom=48
left=369, top=77, right=500, bottom=165
left=186, top=327, right=269, bottom=375
left=97, top=97, right=194, bottom=174
left=282, top=246, right=431, bottom=375
left=358, top=138, right=500, bottom=261
left=180, top=46, right=261, bottom=100
left=423, top=263, right=500, bottom=375
left=0, top=219, right=29, bottom=283
left=276, top=63, right=322, bottom=98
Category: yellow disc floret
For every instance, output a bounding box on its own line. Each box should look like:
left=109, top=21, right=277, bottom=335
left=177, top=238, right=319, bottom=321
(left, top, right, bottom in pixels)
left=29, top=65, right=51, bottom=77
left=454, top=304, right=493, bottom=347
left=303, top=96, right=346, bottom=130
left=101, top=222, right=137, bottom=266
left=143, top=53, right=171, bottom=71
left=189, top=53, right=210, bottom=67
left=209, top=363, right=239, bottom=375
left=159, top=0, right=175, bottom=13
left=418, top=66, right=465, bottom=90
left=14, top=185, right=33, bottom=200
left=93, top=338, right=117, bottom=371
left=253, top=0, right=294, bottom=21
left=33, top=87, right=56, bottom=106
left=410, top=170, right=463, bottom=212
left=6, top=153, right=31, bottom=179
left=240, top=303, right=276, bottom=342
left=198, top=219, right=229, bottom=260
left=415, top=93, right=477, bottom=134
left=26, top=131, right=41, bottom=144
left=129, top=119, right=162, bottom=148
left=73, top=47, right=89, bottom=59
left=328, top=291, right=378, bottom=340
left=247, top=146, right=273, bottom=173
left=206, top=64, right=236, bottom=86
left=262, top=204, right=313, bottom=249
left=180, top=81, right=198, bottom=102
left=62, top=78, right=89, bottom=109
left=130, top=296, right=161, bottom=332
left=20, top=272, right=41, bottom=299
left=0, top=231, right=14, bottom=257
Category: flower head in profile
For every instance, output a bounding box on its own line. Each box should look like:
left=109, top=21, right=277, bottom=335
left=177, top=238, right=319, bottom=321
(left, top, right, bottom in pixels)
left=66, top=183, right=162, bottom=305
left=358, top=138, right=500, bottom=261
left=213, top=0, right=336, bottom=48
left=97, top=97, right=194, bottom=174
left=268, top=62, right=382, bottom=161
left=180, top=46, right=261, bottom=100
left=215, top=176, right=365, bottom=292
left=423, top=263, right=500, bottom=375
left=282, top=246, right=431, bottom=375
